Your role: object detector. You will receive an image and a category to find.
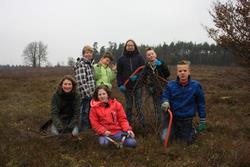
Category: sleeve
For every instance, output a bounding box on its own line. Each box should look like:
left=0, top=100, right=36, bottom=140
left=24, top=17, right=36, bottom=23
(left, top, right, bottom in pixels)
left=161, top=61, right=170, bottom=79
left=116, top=58, right=123, bottom=87
left=196, top=83, right=206, bottom=119
left=93, top=64, right=100, bottom=80
left=87, top=66, right=96, bottom=96
left=138, top=54, right=145, bottom=66
left=68, top=94, right=80, bottom=129
left=51, top=94, right=63, bottom=130
left=161, top=83, right=171, bottom=104
left=133, top=65, right=148, bottom=90
left=89, top=107, right=107, bottom=135
left=110, top=67, right=116, bottom=83
left=116, top=102, right=132, bottom=131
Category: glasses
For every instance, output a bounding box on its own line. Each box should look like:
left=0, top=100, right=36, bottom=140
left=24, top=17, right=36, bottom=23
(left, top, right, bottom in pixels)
left=127, top=44, right=135, bottom=47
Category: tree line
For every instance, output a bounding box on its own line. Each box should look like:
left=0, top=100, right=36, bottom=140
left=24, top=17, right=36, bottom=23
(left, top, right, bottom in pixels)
left=21, top=41, right=236, bottom=67
left=92, top=41, right=236, bottom=66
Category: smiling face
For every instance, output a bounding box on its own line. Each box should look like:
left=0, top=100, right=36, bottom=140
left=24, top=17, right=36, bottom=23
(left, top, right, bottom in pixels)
left=83, top=50, right=93, bottom=60
left=177, top=64, right=191, bottom=85
left=125, top=41, right=135, bottom=52
left=100, top=57, right=111, bottom=66
left=97, top=88, right=109, bottom=102
left=146, top=49, right=157, bottom=62
left=62, top=79, right=73, bottom=93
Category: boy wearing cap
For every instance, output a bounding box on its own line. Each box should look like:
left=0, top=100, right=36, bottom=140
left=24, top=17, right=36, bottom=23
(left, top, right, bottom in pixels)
left=161, top=60, right=206, bottom=145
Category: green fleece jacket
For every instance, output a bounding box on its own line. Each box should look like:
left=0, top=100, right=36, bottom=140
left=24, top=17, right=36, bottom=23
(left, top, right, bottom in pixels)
left=51, top=91, right=80, bottom=131
left=93, top=64, right=116, bottom=89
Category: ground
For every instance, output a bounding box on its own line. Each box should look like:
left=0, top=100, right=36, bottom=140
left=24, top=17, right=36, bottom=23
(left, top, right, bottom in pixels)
left=0, top=66, right=249, bottom=167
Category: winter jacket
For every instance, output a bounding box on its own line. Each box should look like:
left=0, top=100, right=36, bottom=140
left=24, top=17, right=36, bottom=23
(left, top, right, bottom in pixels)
left=93, top=63, right=116, bottom=89
left=51, top=91, right=80, bottom=131
left=161, top=77, right=206, bottom=119
left=89, top=98, right=132, bottom=135
left=74, top=57, right=96, bottom=98
left=137, top=59, right=170, bottom=96
left=116, top=53, right=145, bottom=89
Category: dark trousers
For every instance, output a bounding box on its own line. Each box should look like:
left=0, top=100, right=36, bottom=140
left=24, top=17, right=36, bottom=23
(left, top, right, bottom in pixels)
left=172, top=117, right=196, bottom=144
left=124, top=88, right=144, bottom=126
left=162, top=117, right=196, bottom=145
left=148, top=87, right=162, bottom=128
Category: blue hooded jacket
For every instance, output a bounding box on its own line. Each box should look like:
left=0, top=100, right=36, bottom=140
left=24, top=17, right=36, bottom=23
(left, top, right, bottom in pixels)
left=161, top=77, right=206, bottom=119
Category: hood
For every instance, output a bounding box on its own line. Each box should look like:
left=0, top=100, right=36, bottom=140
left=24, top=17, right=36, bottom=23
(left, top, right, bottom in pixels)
left=75, top=57, right=94, bottom=66
left=90, top=98, right=116, bottom=108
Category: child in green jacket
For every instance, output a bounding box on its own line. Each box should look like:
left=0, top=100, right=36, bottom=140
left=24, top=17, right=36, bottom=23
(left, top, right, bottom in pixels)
left=93, top=51, right=116, bottom=90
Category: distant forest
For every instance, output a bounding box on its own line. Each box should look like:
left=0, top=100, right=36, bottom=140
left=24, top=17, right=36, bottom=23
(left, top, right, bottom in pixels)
left=93, top=41, right=237, bottom=66
left=0, top=41, right=238, bottom=68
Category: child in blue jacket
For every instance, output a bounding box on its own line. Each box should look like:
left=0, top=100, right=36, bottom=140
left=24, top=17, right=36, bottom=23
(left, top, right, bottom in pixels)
left=161, top=60, right=206, bottom=145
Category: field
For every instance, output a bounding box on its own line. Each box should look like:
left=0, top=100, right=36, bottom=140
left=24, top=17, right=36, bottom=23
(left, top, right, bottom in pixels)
left=0, top=66, right=250, bottom=167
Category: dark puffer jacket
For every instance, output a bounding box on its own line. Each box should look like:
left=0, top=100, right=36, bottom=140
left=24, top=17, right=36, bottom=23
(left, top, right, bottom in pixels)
left=141, top=59, right=170, bottom=95
left=51, top=91, right=80, bottom=131
left=116, top=53, right=145, bottom=90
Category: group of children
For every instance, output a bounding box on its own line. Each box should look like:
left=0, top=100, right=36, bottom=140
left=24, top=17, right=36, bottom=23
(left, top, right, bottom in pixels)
left=50, top=39, right=206, bottom=148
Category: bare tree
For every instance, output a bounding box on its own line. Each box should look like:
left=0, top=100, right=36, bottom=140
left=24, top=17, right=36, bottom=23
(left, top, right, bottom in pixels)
left=206, top=0, right=250, bottom=64
left=37, top=41, right=48, bottom=67
left=67, top=57, right=75, bottom=67
left=22, top=41, right=48, bottom=67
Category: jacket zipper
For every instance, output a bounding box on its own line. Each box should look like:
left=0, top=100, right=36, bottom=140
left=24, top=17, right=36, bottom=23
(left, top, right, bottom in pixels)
left=111, top=112, right=117, bottom=123
left=130, top=57, right=133, bottom=72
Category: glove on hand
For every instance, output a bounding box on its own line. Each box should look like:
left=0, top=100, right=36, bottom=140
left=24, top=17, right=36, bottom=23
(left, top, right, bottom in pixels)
left=155, top=59, right=162, bottom=66
left=85, top=96, right=92, bottom=100
left=161, top=101, right=170, bottom=111
left=130, top=75, right=138, bottom=82
left=119, top=85, right=126, bottom=93
left=197, top=119, right=206, bottom=133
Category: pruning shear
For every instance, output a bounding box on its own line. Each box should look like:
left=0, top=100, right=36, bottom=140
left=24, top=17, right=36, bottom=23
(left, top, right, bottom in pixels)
left=105, top=133, right=129, bottom=149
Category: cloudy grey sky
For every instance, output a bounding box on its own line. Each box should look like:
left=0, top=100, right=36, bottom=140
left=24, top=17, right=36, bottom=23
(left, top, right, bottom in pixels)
left=0, top=0, right=222, bottom=65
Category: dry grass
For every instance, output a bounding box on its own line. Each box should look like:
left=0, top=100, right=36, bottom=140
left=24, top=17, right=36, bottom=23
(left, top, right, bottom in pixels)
left=0, top=66, right=249, bottom=167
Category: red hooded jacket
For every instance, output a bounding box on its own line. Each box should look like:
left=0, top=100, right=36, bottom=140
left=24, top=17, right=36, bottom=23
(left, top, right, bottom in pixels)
left=89, top=98, right=132, bottom=135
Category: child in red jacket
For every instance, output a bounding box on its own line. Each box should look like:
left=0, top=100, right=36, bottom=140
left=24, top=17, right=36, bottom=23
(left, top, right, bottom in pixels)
left=89, top=85, right=136, bottom=147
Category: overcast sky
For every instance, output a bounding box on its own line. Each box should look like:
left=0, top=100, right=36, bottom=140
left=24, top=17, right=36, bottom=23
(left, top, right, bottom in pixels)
left=0, top=0, right=223, bottom=65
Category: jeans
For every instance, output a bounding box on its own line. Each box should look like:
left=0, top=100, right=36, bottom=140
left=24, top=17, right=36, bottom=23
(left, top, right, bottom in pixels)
left=124, top=88, right=144, bottom=126
left=79, top=97, right=91, bottom=130
left=98, top=131, right=136, bottom=148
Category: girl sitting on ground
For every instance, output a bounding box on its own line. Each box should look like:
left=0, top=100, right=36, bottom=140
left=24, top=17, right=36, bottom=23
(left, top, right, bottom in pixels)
left=89, top=85, right=136, bottom=147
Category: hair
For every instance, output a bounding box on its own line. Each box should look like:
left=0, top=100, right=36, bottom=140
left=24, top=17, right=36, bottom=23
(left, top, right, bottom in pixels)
left=82, top=45, right=93, bottom=55
left=92, top=85, right=112, bottom=101
left=145, top=47, right=154, bottom=52
left=177, top=60, right=191, bottom=66
left=57, top=75, right=77, bottom=93
left=123, top=39, right=140, bottom=55
left=102, top=51, right=113, bottom=61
